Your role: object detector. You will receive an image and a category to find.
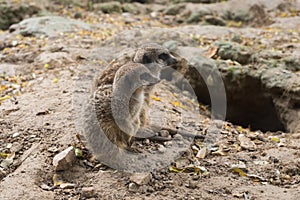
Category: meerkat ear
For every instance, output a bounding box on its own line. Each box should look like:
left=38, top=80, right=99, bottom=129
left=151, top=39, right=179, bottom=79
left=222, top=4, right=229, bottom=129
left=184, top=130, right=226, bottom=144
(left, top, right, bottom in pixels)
left=142, top=54, right=152, bottom=64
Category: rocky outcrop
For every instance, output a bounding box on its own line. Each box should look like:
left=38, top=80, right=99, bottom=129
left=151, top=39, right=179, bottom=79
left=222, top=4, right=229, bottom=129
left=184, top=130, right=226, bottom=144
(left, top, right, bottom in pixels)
left=0, top=2, right=40, bottom=30
left=9, top=16, right=92, bottom=37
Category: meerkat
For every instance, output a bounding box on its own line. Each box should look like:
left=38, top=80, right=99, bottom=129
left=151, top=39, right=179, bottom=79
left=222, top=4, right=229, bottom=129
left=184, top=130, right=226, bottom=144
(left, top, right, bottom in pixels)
left=93, top=43, right=179, bottom=91
left=93, top=62, right=160, bottom=150
left=93, top=43, right=181, bottom=133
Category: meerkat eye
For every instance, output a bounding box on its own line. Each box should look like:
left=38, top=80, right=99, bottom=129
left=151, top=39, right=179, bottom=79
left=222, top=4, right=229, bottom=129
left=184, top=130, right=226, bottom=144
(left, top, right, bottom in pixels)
left=158, top=53, right=170, bottom=61
left=142, top=55, right=152, bottom=64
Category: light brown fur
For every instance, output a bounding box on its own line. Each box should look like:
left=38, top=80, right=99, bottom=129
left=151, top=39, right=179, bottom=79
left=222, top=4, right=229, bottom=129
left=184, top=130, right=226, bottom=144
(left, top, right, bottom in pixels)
left=93, top=62, right=159, bottom=150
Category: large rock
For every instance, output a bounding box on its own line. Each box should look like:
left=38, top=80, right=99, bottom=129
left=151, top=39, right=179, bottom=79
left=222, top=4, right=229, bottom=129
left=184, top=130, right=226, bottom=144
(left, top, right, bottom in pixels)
left=0, top=2, right=40, bottom=30
left=9, top=16, right=92, bottom=37
left=93, top=1, right=122, bottom=13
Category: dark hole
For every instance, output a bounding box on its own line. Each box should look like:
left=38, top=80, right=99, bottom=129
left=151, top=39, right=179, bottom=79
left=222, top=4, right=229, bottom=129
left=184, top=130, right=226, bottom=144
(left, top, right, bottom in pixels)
left=182, top=67, right=286, bottom=132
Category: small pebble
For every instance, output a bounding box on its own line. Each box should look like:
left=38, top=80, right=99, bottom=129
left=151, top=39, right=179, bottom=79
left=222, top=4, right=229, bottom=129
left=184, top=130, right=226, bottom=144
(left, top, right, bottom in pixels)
left=173, top=134, right=183, bottom=140
left=128, top=182, right=139, bottom=192
left=12, top=132, right=21, bottom=138
left=130, top=173, right=152, bottom=185
left=160, top=130, right=169, bottom=137
left=81, top=187, right=95, bottom=198
left=157, top=144, right=166, bottom=153
left=6, top=143, right=12, bottom=149
left=60, top=183, right=76, bottom=189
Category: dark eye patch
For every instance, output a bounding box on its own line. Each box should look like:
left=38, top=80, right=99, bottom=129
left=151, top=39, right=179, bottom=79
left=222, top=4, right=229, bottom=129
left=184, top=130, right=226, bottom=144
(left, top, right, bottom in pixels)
left=142, top=55, right=152, bottom=64
left=158, top=53, right=170, bottom=60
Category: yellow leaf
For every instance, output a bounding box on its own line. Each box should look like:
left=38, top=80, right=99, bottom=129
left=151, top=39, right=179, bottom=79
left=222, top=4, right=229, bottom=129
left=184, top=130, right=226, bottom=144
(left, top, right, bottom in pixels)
left=53, top=78, right=59, bottom=83
left=227, top=20, right=242, bottom=27
left=0, top=85, right=7, bottom=91
left=280, top=12, right=288, bottom=18
left=0, top=152, right=8, bottom=158
left=0, top=95, right=11, bottom=101
left=0, top=152, right=15, bottom=169
left=231, top=167, right=247, bottom=177
left=53, top=174, right=64, bottom=186
left=150, top=95, right=161, bottom=101
left=271, top=137, right=280, bottom=143
left=233, top=144, right=241, bottom=151
left=171, top=101, right=180, bottom=107
left=75, top=148, right=83, bottom=157
left=169, top=166, right=184, bottom=173
left=44, top=63, right=49, bottom=69
left=236, top=126, right=244, bottom=133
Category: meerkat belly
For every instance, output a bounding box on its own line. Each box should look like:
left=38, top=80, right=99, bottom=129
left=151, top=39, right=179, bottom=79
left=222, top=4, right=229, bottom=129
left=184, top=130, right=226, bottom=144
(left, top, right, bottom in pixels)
left=130, top=89, right=145, bottom=121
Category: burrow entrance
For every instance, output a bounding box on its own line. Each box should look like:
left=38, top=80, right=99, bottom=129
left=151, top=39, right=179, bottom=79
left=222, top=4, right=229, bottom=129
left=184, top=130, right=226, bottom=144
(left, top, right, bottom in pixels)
left=180, top=67, right=286, bottom=132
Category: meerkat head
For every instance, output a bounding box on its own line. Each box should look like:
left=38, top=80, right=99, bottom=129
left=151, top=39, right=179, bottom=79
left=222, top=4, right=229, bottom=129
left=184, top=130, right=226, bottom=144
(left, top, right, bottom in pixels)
left=113, top=63, right=160, bottom=92
left=133, top=43, right=178, bottom=67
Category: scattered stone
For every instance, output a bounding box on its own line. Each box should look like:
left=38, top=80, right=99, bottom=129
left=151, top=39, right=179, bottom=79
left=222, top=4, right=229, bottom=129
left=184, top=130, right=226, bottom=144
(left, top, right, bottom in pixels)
left=157, top=144, right=166, bottom=153
left=238, top=134, right=256, bottom=151
left=59, top=182, right=76, bottom=189
left=6, top=143, right=12, bottom=149
left=81, top=187, right=96, bottom=198
left=159, top=130, right=170, bottom=137
left=40, top=183, right=53, bottom=191
left=122, top=3, right=139, bottom=14
left=163, top=40, right=178, bottom=52
left=214, top=41, right=252, bottom=65
left=35, top=52, right=74, bottom=66
left=283, top=56, right=300, bottom=72
left=196, top=147, right=206, bottom=159
left=173, top=134, right=183, bottom=140
left=47, top=146, right=60, bottom=153
left=163, top=4, right=186, bottom=15
left=0, top=63, right=18, bottom=76
left=204, top=15, right=226, bottom=26
left=0, top=167, right=7, bottom=179
left=188, top=180, right=198, bottom=189
left=53, top=146, right=76, bottom=171
left=187, top=7, right=212, bottom=23
left=164, top=140, right=173, bottom=147
left=10, top=142, right=23, bottom=153
left=231, top=161, right=247, bottom=170
left=93, top=2, right=122, bottom=14
left=130, top=172, right=152, bottom=185
left=12, top=132, right=21, bottom=138
left=10, top=16, right=91, bottom=37
left=128, top=182, right=139, bottom=192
